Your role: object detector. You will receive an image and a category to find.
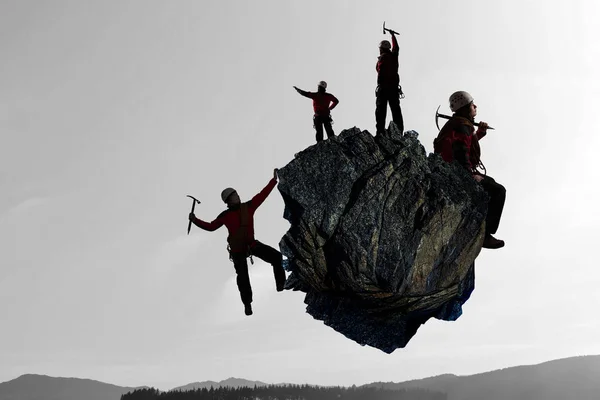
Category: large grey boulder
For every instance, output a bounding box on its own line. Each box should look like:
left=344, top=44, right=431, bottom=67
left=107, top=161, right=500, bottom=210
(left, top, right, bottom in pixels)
left=277, top=123, right=488, bottom=353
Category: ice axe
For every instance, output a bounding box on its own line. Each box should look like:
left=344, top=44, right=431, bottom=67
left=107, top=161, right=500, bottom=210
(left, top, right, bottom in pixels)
left=435, top=105, right=495, bottom=131
left=186, top=195, right=201, bottom=235
left=383, top=21, right=399, bottom=35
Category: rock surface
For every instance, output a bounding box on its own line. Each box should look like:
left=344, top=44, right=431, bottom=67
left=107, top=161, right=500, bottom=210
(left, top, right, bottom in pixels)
left=277, top=123, right=489, bottom=353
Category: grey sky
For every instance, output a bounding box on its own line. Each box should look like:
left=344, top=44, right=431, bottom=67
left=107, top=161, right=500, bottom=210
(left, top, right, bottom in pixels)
left=1, top=0, right=599, bottom=391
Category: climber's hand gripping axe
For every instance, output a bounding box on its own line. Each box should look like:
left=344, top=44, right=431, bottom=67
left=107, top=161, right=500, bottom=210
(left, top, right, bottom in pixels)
left=186, top=195, right=201, bottom=235
left=435, top=105, right=495, bottom=131
left=383, top=21, right=399, bottom=35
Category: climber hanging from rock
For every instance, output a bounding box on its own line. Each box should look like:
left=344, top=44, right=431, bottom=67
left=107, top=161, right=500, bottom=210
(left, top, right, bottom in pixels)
left=433, top=91, right=506, bottom=249
left=293, top=81, right=339, bottom=143
left=375, top=22, right=404, bottom=136
left=188, top=169, right=287, bottom=316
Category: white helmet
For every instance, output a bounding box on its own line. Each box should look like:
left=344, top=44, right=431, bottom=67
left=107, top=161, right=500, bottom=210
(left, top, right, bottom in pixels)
left=379, top=40, right=391, bottom=50
left=221, top=187, right=236, bottom=202
left=318, top=80, right=327, bottom=89
left=449, top=91, right=474, bottom=112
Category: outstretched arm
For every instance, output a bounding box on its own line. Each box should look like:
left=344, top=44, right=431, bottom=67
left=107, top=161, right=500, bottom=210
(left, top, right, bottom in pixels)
left=250, top=171, right=278, bottom=210
left=391, top=32, right=399, bottom=55
left=189, top=214, right=224, bottom=232
left=293, top=86, right=313, bottom=98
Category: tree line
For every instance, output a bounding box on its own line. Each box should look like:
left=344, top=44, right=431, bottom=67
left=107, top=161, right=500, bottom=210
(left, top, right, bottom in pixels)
left=120, top=384, right=446, bottom=400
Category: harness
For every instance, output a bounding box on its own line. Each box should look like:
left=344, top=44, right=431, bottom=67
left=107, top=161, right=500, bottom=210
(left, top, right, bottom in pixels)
left=313, top=113, right=334, bottom=128
left=375, top=84, right=405, bottom=99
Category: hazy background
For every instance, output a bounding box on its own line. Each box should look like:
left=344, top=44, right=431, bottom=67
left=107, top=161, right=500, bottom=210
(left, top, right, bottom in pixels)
left=2, top=0, right=599, bottom=391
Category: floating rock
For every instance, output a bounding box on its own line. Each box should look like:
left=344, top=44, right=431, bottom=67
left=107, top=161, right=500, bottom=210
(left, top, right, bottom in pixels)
left=277, top=123, right=488, bottom=353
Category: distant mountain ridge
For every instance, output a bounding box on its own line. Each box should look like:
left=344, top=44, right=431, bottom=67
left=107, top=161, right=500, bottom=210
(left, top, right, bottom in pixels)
left=2, top=355, right=600, bottom=400
left=0, top=373, right=143, bottom=400
left=364, top=355, right=600, bottom=400
left=171, top=377, right=269, bottom=391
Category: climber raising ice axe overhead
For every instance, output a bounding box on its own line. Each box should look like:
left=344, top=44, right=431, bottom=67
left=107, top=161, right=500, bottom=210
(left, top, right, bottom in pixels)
left=188, top=168, right=287, bottom=316
left=433, top=91, right=506, bottom=249
left=293, top=81, right=339, bottom=143
left=376, top=21, right=404, bottom=136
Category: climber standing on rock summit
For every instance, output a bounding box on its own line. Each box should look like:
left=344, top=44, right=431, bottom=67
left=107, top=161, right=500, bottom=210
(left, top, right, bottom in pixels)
left=375, top=28, right=404, bottom=136
left=434, top=91, right=506, bottom=249
left=293, top=81, right=339, bottom=143
left=188, top=169, right=287, bottom=316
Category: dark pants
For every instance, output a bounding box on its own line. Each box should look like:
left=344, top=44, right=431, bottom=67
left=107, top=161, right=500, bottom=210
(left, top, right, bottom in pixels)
left=375, top=85, right=404, bottom=134
left=313, top=114, right=334, bottom=142
left=479, top=175, right=506, bottom=235
left=230, top=240, right=286, bottom=305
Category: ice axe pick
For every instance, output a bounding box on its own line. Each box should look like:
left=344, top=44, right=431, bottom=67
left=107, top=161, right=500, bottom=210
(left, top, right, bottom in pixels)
left=435, top=105, right=495, bottom=131
left=186, top=195, right=201, bottom=235
left=383, top=21, right=399, bottom=35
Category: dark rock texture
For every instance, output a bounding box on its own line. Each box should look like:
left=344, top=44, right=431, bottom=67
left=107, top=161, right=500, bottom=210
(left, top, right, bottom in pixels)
left=277, top=123, right=489, bottom=353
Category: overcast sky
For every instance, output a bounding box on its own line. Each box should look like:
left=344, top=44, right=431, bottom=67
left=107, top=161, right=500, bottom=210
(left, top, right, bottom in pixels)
left=2, top=0, right=599, bottom=391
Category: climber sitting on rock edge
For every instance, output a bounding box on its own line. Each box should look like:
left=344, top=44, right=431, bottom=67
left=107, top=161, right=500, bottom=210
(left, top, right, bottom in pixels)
left=188, top=169, right=287, bottom=316
left=293, top=81, right=339, bottom=143
left=434, top=91, right=506, bottom=249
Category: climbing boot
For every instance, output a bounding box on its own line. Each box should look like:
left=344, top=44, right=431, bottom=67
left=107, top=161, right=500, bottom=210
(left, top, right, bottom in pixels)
left=483, top=234, right=505, bottom=249
left=276, top=275, right=286, bottom=292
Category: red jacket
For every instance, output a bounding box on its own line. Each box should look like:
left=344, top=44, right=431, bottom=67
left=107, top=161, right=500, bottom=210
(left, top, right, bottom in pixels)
left=376, top=35, right=399, bottom=87
left=298, top=90, right=339, bottom=116
left=433, top=116, right=487, bottom=174
left=192, top=178, right=277, bottom=252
